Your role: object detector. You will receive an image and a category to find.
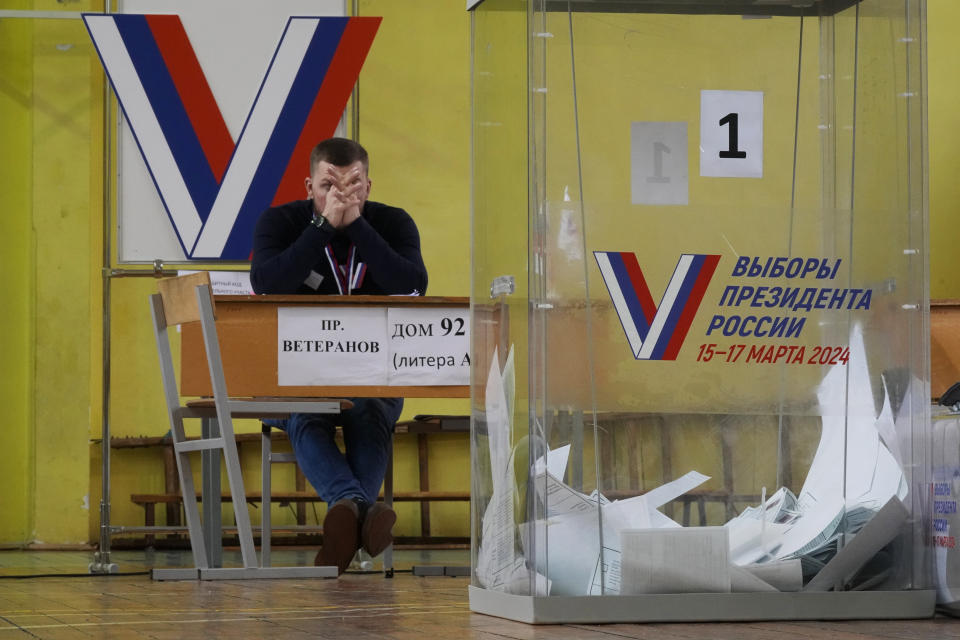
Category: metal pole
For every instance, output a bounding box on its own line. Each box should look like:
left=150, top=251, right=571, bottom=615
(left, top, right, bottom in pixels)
left=351, top=0, right=359, bottom=141
left=90, top=0, right=117, bottom=573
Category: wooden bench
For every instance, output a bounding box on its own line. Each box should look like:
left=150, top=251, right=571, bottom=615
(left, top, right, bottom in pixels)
left=112, top=414, right=471, bottom=546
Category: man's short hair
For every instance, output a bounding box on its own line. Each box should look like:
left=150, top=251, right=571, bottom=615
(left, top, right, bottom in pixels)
left=309, top=138, right=369, bottom=175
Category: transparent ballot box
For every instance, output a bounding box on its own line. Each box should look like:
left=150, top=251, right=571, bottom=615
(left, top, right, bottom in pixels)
left=469, top=0, right=932, bottom=623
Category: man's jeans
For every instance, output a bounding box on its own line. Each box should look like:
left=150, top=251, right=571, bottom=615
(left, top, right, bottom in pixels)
left=265, top=397, right=403, bottom=505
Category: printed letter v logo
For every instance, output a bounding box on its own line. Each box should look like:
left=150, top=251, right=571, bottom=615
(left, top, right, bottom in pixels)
left=594, top=252, right=721, bottom=361
left=83, top=14, right=379, bottom=260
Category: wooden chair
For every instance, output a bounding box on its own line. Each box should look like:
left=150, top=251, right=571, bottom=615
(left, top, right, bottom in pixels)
left=150, top=272, right=351, bottom=580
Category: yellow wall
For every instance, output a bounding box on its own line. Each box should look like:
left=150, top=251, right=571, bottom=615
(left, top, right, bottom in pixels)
left=928, top=0, right=960, bottom=300
left=0, top=1, right=35, bottom=545
left=1, top=1, right=103, bottom=547
left=89, top=0, right=474, bottom=542
left=1, top=1, right=959, bottom=546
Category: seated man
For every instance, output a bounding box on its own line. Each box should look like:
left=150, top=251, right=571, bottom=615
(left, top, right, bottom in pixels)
left=250, top=137, right=428, bottom=574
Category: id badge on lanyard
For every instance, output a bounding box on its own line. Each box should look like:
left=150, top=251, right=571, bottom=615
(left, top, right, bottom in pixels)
left=324, top=244, right=366, bottom=294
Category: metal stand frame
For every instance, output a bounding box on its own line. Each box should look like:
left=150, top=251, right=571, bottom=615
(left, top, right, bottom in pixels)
left=91, top=0, right=363, bottom=574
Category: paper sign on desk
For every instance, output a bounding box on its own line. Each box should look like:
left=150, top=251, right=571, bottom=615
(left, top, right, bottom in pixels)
left=276, top=305, right=470, bottom=387
left=387, top=307, right=470, bottom=385
left=178, top=270, right=253, bottom=295
left=277, top=307, right=387, bottom=386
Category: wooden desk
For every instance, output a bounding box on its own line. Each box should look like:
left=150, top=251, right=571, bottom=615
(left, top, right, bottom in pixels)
left=933, top=299, right=960, bottom=400
left=177, top=294, right=470, bottom=568
left=180, top=294, right=470, bottom=398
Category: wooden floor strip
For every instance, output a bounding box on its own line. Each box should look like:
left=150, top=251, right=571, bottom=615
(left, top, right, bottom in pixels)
left=0, top=551, right=958, bottom=639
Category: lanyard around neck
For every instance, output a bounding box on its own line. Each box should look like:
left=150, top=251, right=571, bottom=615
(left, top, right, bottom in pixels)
left=324, top=244, right=365, bottom=294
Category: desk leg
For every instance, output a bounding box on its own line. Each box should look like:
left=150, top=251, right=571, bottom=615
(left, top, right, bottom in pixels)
left=418, top=433, right=431, bottom=538
left=202, top=417, right=222, bottom=568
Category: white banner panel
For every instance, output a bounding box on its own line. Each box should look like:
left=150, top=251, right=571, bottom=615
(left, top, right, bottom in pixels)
left=116, top=0, right=346, bottom=263
left=387, top=307, right=470, bottom=385
left=277, top=306, right=388, bottom=386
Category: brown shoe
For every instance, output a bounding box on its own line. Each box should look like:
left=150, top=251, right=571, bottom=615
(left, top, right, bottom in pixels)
left=315, top=499, right=360, bottom=575
left=361, top=502, right=396, bottom=558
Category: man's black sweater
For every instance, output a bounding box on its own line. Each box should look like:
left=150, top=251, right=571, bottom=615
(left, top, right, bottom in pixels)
left=250, top=199, right=428, bottom=296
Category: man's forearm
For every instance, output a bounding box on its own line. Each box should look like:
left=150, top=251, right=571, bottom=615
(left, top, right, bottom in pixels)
left=345, top=217, right=427, bottom=294
left=251, top=226, right=330, bottom=294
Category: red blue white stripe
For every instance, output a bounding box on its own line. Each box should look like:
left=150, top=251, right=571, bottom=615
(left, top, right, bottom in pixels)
left=83, top=13, right=380, bottom=260
left=594, top=252, right=721, bottom=360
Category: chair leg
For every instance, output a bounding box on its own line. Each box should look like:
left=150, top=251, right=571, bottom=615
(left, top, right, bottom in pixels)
left=261, top=427, right=272, bottom=568
left=217, top=415, right=258, bottom=568
left=201, top=418, right=222, bottom=568
left=170, top=416, right=209, bottom=570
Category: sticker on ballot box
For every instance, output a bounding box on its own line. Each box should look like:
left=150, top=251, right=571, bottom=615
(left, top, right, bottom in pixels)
left=277, top=307, right=388, bottom=386
left=388, top=307, right=470, bottom=386
left=700, top=90, right=763, bottom=178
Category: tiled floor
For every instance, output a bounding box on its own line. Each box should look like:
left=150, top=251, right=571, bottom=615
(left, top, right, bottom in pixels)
left=0, top=550, right=958, bottom=639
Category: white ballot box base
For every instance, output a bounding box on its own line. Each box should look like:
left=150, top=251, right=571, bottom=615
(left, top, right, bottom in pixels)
left=468, top=586, right=935, bottom=624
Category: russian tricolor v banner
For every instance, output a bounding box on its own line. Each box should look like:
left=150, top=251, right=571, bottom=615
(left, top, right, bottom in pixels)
left=595, top=252, right=721, bottom=360
left=83, top=14, right=379, bottom=260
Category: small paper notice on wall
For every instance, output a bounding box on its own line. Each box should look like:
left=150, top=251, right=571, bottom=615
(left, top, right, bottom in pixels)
left=630, top=121, right=689, bottom=205
left=700, top=90, right=764, bottom=178
left=178, top=270, right=253, bottom=295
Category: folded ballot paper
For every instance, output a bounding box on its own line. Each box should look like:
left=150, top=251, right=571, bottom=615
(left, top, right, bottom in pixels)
left=725, top=323, right=910, bottom=587
left=477, top=323, right=910, bottom=596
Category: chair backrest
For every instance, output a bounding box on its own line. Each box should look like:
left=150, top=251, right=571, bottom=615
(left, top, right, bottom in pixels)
left=155, top=271, right=215, bottom=328
left=151, top=272, right=229, bottom=410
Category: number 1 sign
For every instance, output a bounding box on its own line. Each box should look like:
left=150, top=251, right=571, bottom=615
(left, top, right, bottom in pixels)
left=700, top=90, right=764, bottom=178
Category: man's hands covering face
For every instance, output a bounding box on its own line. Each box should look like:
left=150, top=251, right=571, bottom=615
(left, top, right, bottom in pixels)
left=319, top=165, right=365, bottom=229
